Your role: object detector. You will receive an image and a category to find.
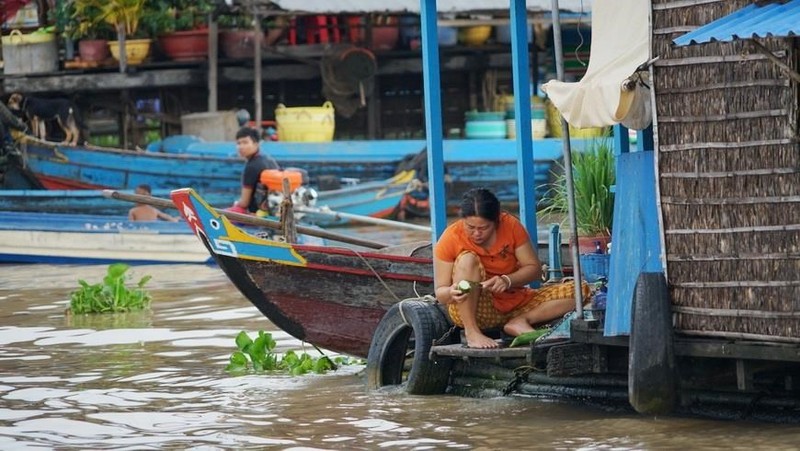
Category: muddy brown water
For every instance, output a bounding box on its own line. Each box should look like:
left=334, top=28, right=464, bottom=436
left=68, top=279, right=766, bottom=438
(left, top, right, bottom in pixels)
left=1, top=258, right=800, bottom=448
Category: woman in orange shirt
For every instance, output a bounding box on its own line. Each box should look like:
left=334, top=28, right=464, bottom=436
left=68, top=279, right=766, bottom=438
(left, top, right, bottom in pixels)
left=433, top=188, right=585, bottom=348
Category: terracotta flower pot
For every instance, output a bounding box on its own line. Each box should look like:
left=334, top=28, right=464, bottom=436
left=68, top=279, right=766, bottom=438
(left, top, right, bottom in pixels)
left=576, top=234, right=612, bottom=255
left=221, top=29, right=257, bottom=59
left=159, top=29, right=210, bottom=61
left=78, top=39, right=110, bottom=62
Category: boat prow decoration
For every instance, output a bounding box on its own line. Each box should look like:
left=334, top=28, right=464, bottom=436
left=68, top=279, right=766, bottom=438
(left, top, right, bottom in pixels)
left=170, top=188, right=306, bottom=266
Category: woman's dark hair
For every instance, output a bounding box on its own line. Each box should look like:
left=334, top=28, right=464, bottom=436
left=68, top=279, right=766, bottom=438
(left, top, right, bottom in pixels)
left=459, top=188, right=501, bottom=223
left=235, top=126, right=260, bottom=142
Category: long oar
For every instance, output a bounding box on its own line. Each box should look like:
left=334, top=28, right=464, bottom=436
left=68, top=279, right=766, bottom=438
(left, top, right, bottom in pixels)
left=103, top=190, right=389, bottom=250
left=294, top=205, right=432, bottom=233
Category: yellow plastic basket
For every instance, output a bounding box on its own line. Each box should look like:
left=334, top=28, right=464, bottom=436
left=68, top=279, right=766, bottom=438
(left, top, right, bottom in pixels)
left=546, top=99, right=608, bottom=138
left=275, top=101, right=335, bottom=142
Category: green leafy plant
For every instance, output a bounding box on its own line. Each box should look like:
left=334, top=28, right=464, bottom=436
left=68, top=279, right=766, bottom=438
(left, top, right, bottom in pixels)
left=72, top=0, right=150, bottom=38
left=69, top=263, right=152, bottom=314
left=539, top=138, right=616, bottom=236
left=225, top=330, right=361, bottom=376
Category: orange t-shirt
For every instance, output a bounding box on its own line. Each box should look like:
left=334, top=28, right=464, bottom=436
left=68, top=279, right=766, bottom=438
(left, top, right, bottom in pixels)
left=434, top=212, right=534, bottom=313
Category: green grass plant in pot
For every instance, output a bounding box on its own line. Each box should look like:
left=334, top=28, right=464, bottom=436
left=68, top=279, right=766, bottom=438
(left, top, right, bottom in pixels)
left=539, top=137, right=615, bottom=254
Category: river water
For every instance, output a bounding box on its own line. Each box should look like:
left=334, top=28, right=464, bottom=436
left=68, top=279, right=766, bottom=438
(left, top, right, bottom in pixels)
left=2, top=259, right=800, bottom=449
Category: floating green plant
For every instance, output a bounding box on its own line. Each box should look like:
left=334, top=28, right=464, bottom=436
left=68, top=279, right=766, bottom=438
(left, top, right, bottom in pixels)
left=225, top=330, right=360, bottom=376
left=69, top=263, right=152, bottom=314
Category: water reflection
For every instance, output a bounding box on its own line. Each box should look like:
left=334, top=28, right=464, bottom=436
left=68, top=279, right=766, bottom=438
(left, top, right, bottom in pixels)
left=1, top=264, right=800, bottom=449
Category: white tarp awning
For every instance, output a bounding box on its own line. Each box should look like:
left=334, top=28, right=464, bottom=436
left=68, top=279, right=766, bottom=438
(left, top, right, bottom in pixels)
left=255, top=0, right=592, bottom=14
left=542, top=0, right=649, bottom=129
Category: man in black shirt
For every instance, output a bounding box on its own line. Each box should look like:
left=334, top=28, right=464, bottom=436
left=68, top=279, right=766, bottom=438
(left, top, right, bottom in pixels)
left=232, top=127, right=279, bottom=213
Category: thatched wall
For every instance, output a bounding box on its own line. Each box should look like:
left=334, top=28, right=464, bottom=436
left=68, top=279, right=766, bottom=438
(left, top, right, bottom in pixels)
left=652, top=0, right=800, bottom=342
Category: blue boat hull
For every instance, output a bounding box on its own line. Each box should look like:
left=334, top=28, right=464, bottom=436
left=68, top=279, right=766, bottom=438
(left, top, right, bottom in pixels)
left=20, top=137, right=595, bottom=211
left=0, top=211, right=214, bottom=265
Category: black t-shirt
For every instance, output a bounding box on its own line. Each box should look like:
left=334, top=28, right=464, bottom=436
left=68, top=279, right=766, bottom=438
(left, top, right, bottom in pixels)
left=242, top=152, right=280, bottom=212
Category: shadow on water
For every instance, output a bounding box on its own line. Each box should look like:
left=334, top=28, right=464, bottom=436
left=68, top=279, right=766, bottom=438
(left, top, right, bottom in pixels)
left=1, top=262, right=800, bottom=448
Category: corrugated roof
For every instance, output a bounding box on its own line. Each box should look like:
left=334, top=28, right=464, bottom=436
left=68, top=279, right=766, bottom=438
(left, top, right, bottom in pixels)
left=253, top=0, right=592, bottom=14
left=673, top=0, right=800, bottom=46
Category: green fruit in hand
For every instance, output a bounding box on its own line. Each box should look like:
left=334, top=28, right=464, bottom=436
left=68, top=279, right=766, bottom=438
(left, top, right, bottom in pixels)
left=457, top=280, right=473, bottom=294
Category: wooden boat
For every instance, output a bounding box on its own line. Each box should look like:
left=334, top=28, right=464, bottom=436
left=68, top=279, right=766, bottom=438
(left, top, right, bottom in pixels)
left=0, top=188, right=231, bottom=216
left=0, top=211, right=213, bottom=265
left=16, top=135, right=596, bottom=211
left=0, top=169, right=418, bottom=226
left=170, top=188, right=435, bottom=357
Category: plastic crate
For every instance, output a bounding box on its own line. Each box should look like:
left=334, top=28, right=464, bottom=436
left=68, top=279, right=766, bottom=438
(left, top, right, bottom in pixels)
left=579, top=253, right=610, bottom=283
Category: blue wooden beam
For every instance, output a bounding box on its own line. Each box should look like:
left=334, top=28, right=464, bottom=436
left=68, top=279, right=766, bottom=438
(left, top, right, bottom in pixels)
left=510, top=0, right=538, bottom=245
left=420, top=0, right=447, bottom=242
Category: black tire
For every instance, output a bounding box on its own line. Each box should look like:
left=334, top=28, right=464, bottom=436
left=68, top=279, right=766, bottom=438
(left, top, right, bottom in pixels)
left=629, top=272, right=677, bottom=414
left=366, top=299, right=456, bottom=395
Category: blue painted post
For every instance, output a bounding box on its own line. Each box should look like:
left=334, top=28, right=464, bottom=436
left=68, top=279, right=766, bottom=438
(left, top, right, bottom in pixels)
left=613, top=124, right=630, bottom=155
left=637, top=126, right=654, bottom=152
left=419, top=0, right=447, bottom=242
left=510, top=0, right=537, bottom=243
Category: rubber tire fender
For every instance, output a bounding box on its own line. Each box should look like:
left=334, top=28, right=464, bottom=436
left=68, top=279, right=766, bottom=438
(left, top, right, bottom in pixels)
left=628, top=272, right=677, bottom=415
left=366, top=299, right=456, bottom=395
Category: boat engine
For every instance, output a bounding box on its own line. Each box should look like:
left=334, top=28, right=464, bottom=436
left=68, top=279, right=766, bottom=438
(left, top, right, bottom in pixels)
left=258, top=167, right=318, bottom=217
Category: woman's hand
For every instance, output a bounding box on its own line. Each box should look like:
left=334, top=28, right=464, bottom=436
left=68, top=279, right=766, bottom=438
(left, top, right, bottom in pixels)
left=448, top=282, right=471, bottom=304
left=482, top=275, right=510, bottom=294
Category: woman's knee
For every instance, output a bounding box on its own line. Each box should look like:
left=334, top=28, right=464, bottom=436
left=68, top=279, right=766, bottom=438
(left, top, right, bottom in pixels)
left=453, top=251, right=481, bottom=273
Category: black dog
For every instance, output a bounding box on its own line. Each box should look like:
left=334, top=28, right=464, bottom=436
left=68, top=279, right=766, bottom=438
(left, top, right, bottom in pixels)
left=7, top=93, right=83, bottom=145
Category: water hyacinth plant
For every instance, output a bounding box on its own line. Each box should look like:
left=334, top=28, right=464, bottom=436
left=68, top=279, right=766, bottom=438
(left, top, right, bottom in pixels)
left=540, top=138, right=616, bottom=236
left=69, top=263, right=152, bottom=314
left=226, top=330, right=359, bottom=376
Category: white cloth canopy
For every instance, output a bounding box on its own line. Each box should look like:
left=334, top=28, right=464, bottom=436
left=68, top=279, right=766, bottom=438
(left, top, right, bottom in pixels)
left=542, top=0, right=650, bottom=129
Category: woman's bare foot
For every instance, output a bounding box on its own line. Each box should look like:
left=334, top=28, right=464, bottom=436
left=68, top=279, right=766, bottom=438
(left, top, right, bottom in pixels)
left=464, top=329, right=499, bottom=349
left=503, top=317, right=534, bottom=337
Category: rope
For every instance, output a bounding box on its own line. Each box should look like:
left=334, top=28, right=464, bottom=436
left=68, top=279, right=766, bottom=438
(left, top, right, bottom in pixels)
left=325, top=245, right=403, bottom=304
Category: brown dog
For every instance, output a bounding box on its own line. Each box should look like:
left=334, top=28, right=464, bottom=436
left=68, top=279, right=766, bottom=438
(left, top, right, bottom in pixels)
left=7, top=93, right=82, bottom=145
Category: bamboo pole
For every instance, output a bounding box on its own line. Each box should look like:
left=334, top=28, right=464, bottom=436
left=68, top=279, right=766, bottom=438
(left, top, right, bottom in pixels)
left=551, top=0, right=584, bottom=315
left=294, top=206, right=432, bottom=232
left=103, top=190, right=390, bottom=249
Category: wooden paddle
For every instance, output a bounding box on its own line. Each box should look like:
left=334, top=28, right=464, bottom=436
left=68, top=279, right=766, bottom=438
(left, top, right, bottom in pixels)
left=103, top=190, right=390, bottom=250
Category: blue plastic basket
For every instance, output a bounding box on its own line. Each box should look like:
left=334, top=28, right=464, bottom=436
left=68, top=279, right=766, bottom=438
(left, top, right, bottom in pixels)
left=579, top=253, right=610, bottom=283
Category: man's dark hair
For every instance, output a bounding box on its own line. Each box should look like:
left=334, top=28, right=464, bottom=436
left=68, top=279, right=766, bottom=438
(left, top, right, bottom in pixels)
left=459, top=188, right=501, bottom=223
left=235, top=126, right=260, bottom=142
left=136, top=183, right=152, bottom=194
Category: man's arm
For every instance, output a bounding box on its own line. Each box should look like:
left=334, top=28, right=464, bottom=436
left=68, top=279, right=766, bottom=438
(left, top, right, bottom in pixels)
left=157, top=209, right=179, bottom=222
left=0, top=103, right=26, bottom=131
left=235, top=186, right=254, bottom=211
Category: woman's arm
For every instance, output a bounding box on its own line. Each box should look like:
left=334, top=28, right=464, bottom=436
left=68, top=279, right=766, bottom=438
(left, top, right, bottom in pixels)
left=434, top=257, right=458, bottom=304
left=480, top=241, right=542, bottom=293
left=505, top=241, right=543, bottom=288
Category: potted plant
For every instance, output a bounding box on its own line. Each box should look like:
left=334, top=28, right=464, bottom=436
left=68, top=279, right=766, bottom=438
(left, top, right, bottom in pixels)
left=154, top=0, right=216, bottom=61
left=539, top=137, right=615, bottom=255
left=53, top=1, right=115, bottom=63
left=218, top=12, right=287, bottom=59
left=72, top=0, right=153, bottom=65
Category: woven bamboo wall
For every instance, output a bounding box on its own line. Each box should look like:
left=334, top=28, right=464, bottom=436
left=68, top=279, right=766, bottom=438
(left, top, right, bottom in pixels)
left=652, top=0, right=800, bottom=342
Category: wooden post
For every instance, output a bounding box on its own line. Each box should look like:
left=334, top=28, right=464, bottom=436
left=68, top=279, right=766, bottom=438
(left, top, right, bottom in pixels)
left=280, top=178, right=296, bottom=243
left=208, top=13, right=219, bottom=112
left=253, top=8, right=263, bottom=135
left=117, top=25, right=127, bottom=74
